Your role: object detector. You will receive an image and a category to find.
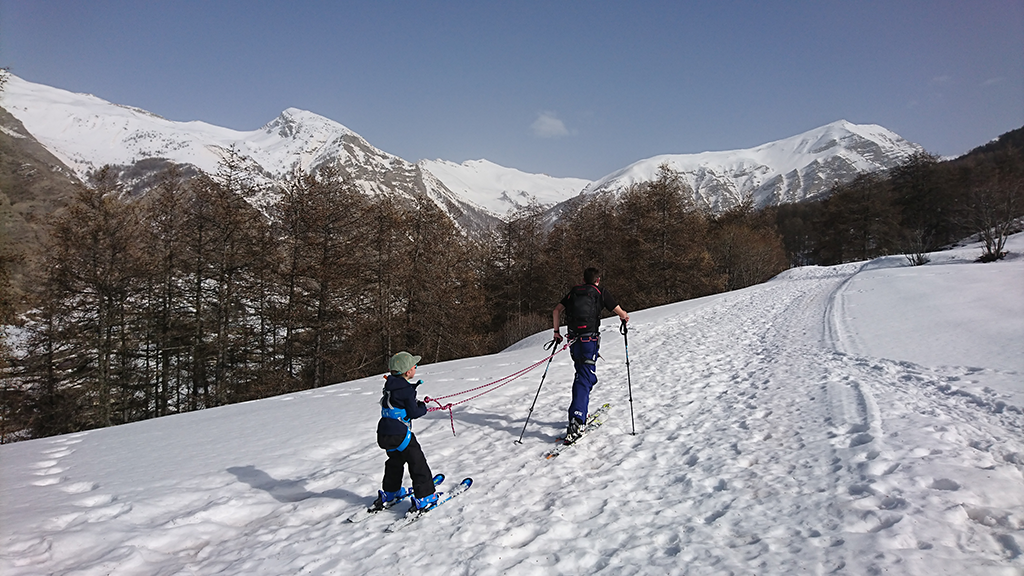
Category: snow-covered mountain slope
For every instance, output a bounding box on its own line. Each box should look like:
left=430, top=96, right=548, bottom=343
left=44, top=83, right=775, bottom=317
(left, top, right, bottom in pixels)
left=2, top=74, right=925, bottom=229
left=0, top=74, right=585, bottom=225
left=419, top=158, right=591, bottom=216
left=2, top=74, right=269, bottom=178
left=1, top=234, right=1021, bottom=575
left=584, top=120, right=925, bottom=213
left=0, top=74, right=498, bottom=231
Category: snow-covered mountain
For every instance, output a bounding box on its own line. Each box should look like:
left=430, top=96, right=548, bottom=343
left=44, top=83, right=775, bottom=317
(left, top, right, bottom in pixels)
left=1, top=73, right=923, bottom=229
left=582, top=120, right=925, bottom=212
left=419, top=158, right=590, bottom=216
left=0, top=74, right=501, bottom=231
left=2, top=234, right=1022, bottom=574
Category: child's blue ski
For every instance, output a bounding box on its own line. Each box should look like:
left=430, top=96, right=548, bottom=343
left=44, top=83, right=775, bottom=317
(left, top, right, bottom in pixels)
left=544, top=403, right=611, bottom=460
left=385, top=478, right=473, bottom=532
left=347, top=474, right=445, bottom=523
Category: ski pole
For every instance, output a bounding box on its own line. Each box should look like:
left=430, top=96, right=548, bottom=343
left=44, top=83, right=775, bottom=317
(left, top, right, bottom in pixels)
left=620, top=319, right=636, bottom=435
left=515, top=338, right=560, bottom=444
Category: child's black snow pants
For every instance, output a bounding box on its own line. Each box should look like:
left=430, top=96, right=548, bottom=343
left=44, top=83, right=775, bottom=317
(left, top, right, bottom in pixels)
left=379, top=433, right=435, bottom=498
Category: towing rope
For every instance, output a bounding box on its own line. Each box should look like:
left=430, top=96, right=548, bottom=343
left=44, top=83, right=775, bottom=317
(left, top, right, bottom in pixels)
left=424, top=341, right=570, bottom=435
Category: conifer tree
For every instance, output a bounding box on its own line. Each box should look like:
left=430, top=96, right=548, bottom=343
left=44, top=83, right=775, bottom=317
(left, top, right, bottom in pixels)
left=0, top=229, right=24, bottom=441
left=137, top=166, right=193, bottom=416
left=178, top=171, right=270, bottom=407
left=273, top=167, right=367, bottom=387
left=25, top=167, right=146, bottom=430
left=404, top=195, right=488, bottom=360
left=614, top=165, right=722, bottom=308
left=361, top=193, right=408, bottom=372
left=544, top=194, right=617, bottom=296
left=817, top=174, right=901, bottom=264
left=890, top=153, right=949, bottom=250
left=710, top=201, right=789, bottom=290
left=485, top=203, right=551, bottom=346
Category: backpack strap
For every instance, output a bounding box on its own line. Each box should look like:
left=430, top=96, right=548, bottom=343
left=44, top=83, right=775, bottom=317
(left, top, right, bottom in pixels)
left=387, top=428, right=413, bottom=452
left=381, top=386, right=412, bottom=426
left=381, top=407, right=409, bottom=422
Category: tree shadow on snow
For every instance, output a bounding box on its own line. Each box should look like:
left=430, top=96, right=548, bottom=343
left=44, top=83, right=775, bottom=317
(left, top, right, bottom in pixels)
left=227, top=465, right=362, bottom=504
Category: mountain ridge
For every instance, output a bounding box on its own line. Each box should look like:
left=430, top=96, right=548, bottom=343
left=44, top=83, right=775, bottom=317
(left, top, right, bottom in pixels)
left=11, top=75, right=519, bottom=232
left=582, top=119, right=924, bottom=212
left=2, top=73, right=923, bottom=225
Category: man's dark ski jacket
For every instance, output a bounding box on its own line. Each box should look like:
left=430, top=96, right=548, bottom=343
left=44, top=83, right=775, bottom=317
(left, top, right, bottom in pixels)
left=377, top=374, right=428, bottom=437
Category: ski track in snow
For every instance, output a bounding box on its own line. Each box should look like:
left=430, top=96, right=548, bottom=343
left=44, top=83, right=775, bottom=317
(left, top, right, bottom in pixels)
left=1, top=255, right=1023, bottom=575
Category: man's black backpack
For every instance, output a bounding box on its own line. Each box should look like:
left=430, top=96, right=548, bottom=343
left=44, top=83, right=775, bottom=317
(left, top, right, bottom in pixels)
left=566, top=284, right=602, bottom=336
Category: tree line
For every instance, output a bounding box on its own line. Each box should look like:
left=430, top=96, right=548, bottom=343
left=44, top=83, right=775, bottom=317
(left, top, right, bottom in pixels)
left=2, top=129, right=1021, bottom=442
left=0, top=162, right=789, bottom=441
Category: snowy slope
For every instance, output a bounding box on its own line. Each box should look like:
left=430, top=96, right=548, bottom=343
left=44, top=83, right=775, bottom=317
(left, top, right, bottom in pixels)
left=419, top=158, right=591, bottom=216
left=585, top=120, right=925, bottom=212
left=2, top=235, right=1022, bottom=575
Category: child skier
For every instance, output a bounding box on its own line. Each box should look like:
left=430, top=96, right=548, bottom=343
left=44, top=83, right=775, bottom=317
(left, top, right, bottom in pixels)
left=373, top=351, right=439, bottom=512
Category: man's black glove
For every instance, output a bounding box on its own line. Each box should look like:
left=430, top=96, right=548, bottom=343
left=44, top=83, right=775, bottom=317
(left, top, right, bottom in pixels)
left=553, top=331, right=563, bottom=344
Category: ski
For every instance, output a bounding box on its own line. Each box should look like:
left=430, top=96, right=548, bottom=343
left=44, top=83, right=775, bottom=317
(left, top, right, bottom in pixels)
left=346, top=474, right=445, bottom=523
left=384, top=477, right=473, bottom=532
left=544, top=403, right=611, bottom=460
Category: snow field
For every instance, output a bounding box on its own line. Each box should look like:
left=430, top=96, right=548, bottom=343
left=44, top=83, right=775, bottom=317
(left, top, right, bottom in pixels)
left=1, top=235, right=1022, bottom=575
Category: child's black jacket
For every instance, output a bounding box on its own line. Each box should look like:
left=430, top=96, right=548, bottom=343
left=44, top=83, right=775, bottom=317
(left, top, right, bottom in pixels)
left=376, top=374, right=428, bottom=437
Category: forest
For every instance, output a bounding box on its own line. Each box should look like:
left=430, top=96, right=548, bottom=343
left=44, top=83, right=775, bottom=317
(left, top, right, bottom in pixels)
left=0, top=128, right=1021, bottom=442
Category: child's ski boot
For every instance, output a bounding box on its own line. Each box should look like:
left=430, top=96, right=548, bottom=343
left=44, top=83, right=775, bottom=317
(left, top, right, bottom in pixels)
left=408, top=492, right=440, bottom=513
left=370, top=487, right=408, bottom=511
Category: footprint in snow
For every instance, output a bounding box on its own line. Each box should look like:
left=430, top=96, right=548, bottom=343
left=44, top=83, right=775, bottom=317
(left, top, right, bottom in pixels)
left=74, top=493, right=115, bottom=508
left=869, top=513, right=903, bottom=533
left=60, top=481, right=100, bottom=494
left=929, top=478, right=961, bottom=491
left=30, top=460, right=60, bottom=469
left=849, top=433, right=874, bottom=448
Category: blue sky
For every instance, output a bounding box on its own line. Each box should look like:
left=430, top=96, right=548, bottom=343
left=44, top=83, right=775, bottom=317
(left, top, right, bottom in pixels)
left=2, top=0, right=1021, bottom=179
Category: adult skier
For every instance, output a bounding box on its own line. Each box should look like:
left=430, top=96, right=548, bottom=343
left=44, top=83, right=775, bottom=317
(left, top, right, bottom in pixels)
left=552, top=267, right=629, bottom=444
left=374, top=351, right=439, bottom=512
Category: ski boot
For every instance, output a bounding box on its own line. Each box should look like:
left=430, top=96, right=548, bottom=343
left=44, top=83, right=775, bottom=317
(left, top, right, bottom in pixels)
left=408, top=492, right=440, bottom=513
left=564, top=418, right=585, bottom=445
left=370, top=487, right=408, bottom=511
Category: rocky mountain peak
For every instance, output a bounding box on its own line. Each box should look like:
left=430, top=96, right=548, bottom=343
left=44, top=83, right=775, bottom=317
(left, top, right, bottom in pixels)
left=1, top=74, right=925, bottom=234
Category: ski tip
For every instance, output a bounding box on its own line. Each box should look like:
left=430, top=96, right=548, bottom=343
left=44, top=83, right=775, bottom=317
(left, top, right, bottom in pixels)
left=434, top=473, right=445, bottom=484
left=460, top=477, right=473, bottom=488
